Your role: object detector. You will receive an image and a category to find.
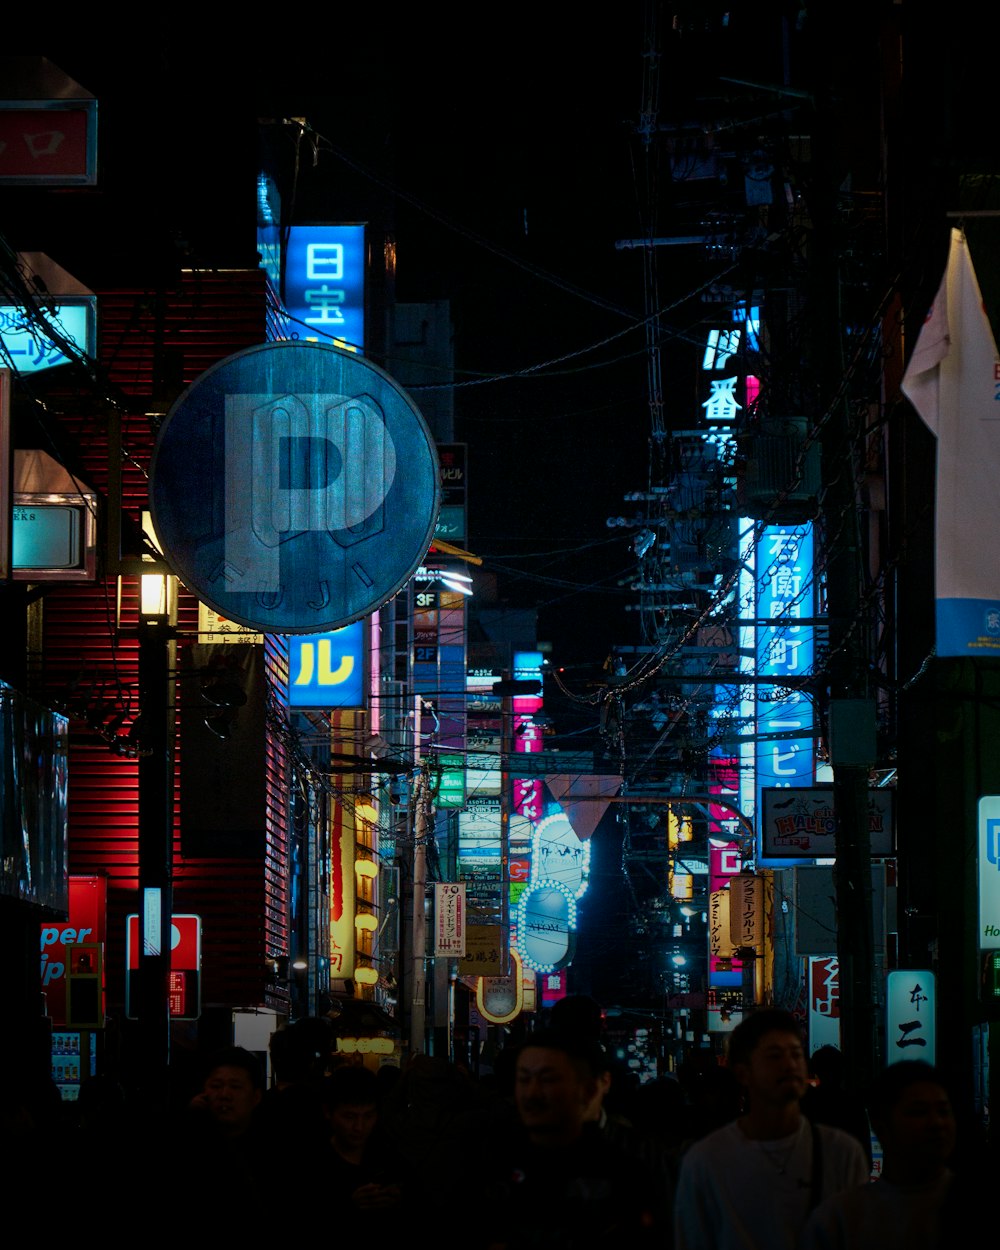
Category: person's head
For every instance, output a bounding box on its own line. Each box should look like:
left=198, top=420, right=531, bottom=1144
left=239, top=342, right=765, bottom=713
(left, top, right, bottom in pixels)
left=868, top=1061, right=956, bottom=1182
left=549, top=995, right=605, bottom=1041
left=808, top=1044, right=846, bottom=1089
left=270, top=1016, right=334, bottom=1086
left=514, top=1028, right=605, bottom=1145
left=200, top=1046, right=264, bottom=1136
left=726, top=1008, right=808, bottom=1114
left=320, top=1064, right=380, bottom=1160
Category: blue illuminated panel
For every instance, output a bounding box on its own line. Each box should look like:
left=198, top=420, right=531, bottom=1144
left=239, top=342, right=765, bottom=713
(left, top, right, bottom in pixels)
left=284, top=225, right=365, bottom=353
left=287, top=622, right=365, bottom=708
left=756, top=524, right=815, bottom=862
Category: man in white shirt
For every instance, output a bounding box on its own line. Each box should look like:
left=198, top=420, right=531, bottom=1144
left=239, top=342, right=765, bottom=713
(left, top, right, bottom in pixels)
left=674, top=1008, right=870, bottom=1250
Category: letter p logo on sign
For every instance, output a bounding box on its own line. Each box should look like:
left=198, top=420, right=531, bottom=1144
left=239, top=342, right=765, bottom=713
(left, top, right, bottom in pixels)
left=149, top=340, right=441, bottom=635
left=226, top=393, right=397, bottom=594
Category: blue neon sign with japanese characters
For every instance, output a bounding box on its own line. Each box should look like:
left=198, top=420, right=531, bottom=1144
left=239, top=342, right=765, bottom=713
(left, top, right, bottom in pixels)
left=287, top=621, right=365, bottom=708
left=284, top=225, right=365, bottom=353
left=756, top=524, right=816, bottom=866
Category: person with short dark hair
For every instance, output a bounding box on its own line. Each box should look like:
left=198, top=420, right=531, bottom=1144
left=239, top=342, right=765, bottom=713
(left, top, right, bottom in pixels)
left=475, top=1027, right=662, bottom=1248
left=190, top=1045, right=264, bottom=1139
left=256, top=1020, right=331, bottom=1149
left=801, top=1044, right=873, bottom=1168
left=319, top=1062, right=406, bottom=1230
left=170, top=1044, right=268, bottom=1207
left=801, top=1060, right=956, bottom=1250
left=674, top=1009, right=869, bottom=1250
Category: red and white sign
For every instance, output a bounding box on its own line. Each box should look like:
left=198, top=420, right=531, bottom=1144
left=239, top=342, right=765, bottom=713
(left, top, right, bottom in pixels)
left=126, top=914, right=201, bottom=971
left=541, top=968, right=567, bottom=1006
left=509, top=857, right=531, bottom=883
left=40, top=874, right=107, bottom=1024
left=126, top=914, right=201, bottom=1020
left=808, top=956, right=842, bottom=1051
left=0, top=108, right=94, bottom=183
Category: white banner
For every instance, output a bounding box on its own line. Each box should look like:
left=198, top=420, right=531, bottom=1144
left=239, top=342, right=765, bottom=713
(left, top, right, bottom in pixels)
left=901, top=228, right=1000, bottom=655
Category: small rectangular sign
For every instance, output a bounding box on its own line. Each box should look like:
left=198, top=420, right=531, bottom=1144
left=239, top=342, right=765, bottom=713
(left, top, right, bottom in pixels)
left=125, top=914, right=202, bottom=1020
left=886, top=969, right=935, bottom=1064
left=728, top=873, right=763, bottom=950
left=761, top=787, right=895, bottom=858
left=434, top=883, right=466, bottom=956
left=808, top=956, right=842, bottom=1051
left=978, top=796, right=1000, bottom=949
left=284, top=224, right=365, bottom=352
left=0, top=104, right=96, bottom=184
left=288, top=622, right=365, bottom=709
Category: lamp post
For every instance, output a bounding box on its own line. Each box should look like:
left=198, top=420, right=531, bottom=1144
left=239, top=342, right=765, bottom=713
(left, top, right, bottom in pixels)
left=134, top=568, right=176, bottom=1105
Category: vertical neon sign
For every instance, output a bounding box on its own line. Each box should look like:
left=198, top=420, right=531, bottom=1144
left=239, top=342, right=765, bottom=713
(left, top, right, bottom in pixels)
left=756, top=523, right=815, bottom=862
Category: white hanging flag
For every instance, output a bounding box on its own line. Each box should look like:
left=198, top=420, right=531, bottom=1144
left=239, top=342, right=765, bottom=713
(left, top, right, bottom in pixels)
left=901, top=228, right=1000, bottom=656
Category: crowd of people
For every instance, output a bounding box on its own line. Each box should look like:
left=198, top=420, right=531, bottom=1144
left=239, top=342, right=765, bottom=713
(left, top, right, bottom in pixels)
left=2, top=999, right=987, bottom=1247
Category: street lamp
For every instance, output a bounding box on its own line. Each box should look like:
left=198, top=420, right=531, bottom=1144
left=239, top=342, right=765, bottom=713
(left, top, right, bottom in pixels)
left=117, top=512, right=178, bottom=1105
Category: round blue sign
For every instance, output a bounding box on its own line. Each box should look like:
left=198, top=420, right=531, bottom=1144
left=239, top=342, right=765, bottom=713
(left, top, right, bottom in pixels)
left=150, top=341, right=441, bottom=633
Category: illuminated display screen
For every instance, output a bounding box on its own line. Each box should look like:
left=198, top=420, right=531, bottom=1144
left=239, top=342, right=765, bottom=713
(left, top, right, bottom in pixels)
left=12, top=493, right=96, bottom=582
left=12, top=504, right=80, bottom=568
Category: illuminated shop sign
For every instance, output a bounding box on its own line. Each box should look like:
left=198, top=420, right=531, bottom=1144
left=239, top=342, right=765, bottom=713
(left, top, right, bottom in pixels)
left=284, top=224, right=365, bottom=353
left=514, top=777, right=543, bottom=822
left=0, top=99, right=97, bottom=184
left=760, top=786, right=895, bottom=858
left=979, top=796, right=1000, bottom=950
left=886, top=969, right=935, bottom=1064
left=516, top=882, right=576, bottom=973
left=0, top=299, right=95, bottom=373
left=530, top=814, right=590, bottom=898
left=287, top=621, right=365, bottom=708
left=738, top=519, right=757, bottom=824
left=434, top=752, right=466, bottom=809
left=256, top=173, right=281, bottom=289
left=756, top=523, right=815, bottom=863
left=39, top=875, right=107, bottom=1025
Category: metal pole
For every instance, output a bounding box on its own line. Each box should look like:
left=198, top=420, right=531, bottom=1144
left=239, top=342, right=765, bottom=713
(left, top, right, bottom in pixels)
left=137, top=615, right=173, bottom=1105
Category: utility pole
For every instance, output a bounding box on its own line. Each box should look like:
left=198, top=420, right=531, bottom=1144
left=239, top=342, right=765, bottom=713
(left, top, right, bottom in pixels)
left=807, top=16, right=878, bottom=1093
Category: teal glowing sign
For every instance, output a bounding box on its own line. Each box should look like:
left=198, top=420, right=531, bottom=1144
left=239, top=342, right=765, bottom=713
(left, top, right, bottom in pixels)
left=0, top=300, right=95, bottom=373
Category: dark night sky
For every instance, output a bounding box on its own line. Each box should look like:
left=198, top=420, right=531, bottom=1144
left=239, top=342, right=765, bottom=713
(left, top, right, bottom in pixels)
left=24, top=22, right=665, bottom=673
left=13, top=12, right=992, bottom=1013
left=19, top=7, right=937, bottom=680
